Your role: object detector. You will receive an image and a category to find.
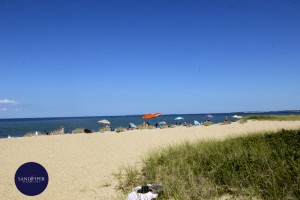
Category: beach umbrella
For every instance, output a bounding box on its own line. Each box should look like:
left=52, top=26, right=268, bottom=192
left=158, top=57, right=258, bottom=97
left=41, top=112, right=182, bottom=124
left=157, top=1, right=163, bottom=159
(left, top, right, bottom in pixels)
left=159, top=121, right=166, bottom=125
left=142, top=114, right=156, bottom=119
left=98, top=119, right=110, bottom=124
left=206, top=114, right=214, bottom=119
left=175, top=117, right=184, bottom=120
left=129, top=123, right=136, bottom=128
left=232, top=115, right=243, bottom=119
left=194, top=120, right=200, bottom=126
left=142, top=113, right=162, bottom=119
left=154, top=112, right=163, bottom=117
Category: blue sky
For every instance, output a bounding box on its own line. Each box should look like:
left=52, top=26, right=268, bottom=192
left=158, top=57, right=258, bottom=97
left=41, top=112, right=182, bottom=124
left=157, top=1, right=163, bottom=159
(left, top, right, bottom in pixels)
left=1, top=0, right=299, bottom=118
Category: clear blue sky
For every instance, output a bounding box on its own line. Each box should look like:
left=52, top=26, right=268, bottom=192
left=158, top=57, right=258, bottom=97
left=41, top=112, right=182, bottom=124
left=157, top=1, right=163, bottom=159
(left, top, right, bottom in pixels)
left=1, top=0, right=299, bottom=118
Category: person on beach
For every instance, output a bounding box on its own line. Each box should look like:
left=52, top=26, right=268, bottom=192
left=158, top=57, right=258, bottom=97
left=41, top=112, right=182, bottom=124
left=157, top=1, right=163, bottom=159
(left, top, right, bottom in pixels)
left=60, top=125, right=64, bottom=134
left=127, top=123, right=134, bottom=130
left=105, top=124, right=112, bottom=131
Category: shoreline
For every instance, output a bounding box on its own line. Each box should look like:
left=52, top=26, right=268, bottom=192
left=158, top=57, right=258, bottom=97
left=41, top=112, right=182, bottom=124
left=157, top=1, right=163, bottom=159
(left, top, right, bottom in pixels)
left=2, top=112, right=300, bottom=139
left=1, top=120, right=300, bottom=199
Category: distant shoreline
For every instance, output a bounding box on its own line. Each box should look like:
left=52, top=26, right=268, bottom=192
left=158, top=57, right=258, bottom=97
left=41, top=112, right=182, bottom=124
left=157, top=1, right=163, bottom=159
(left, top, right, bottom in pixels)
left=1, top=112, right=300, bottom=138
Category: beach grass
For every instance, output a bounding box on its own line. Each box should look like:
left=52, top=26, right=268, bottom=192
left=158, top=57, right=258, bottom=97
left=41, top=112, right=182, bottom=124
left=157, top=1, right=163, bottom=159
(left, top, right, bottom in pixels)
left=203, top=121, right=213, bottom=126
left=243, top=115, right=300, bottom=121
left=220, top=120, right=232, bottom=125
left=99, top=127, right=111, bottom=133
left=50, top=129, right=64, bottom=135
left=115, top=127, right=126, bottom=133
left=72, top=128, right=85, bottom=134
left=136, top=125, right=155, bottom=130
left=118, top=128, right=300, bottom=199
left=24, top=132, right=36, bottom=137
left=24, top=130, right=59, bottom=137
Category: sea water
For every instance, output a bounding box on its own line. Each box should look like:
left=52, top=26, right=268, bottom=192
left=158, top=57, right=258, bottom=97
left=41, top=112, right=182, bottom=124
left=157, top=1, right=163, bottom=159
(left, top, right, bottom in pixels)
left=0, top=111, right=299, bottom=138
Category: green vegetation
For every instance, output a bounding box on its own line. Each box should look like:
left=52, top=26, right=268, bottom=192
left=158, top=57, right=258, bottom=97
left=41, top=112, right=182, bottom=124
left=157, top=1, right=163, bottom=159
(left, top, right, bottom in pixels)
left=243, top=115, right=300, bottom=121
left=203, top=121, right=213, bottom=126
left=24, top=129, right=63, bottom=136
left=220, top=120, right=232, bottom=125
left=115, top=127, right=126, bottom=133
left=118, top=129, right=300, bottom=199
left=24, top=132, right=36, bottom=137
left=72, top=128, right=85, bottom=134
left=99, top=127, right=111, bottom=133
left=50, top=129, right=64, bottom=135
left=136, top=125, right=155, bottom=130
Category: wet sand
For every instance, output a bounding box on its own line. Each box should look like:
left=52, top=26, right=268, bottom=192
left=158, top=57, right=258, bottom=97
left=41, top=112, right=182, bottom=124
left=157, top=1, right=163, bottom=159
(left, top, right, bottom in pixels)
left=1, top=120, right=300, bottom=200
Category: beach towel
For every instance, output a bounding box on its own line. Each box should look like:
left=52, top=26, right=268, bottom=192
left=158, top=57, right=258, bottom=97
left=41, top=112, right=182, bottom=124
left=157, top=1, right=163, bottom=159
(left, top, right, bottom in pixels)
left=126, top=185, right=158, bottom=200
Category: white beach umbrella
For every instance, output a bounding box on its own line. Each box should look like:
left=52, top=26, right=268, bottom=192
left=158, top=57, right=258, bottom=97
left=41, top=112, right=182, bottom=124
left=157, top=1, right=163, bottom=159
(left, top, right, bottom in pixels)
left=98, top=119, right=110, bottom=124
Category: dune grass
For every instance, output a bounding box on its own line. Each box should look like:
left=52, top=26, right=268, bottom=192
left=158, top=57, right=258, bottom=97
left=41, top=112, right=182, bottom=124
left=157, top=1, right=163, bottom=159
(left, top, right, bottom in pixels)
left=136, top=125, right=156, bottom=130
left=220, top=120, right=232, bottom=125
left=24, top=132, right=36, bottom=137
left=243, top=115, right=300, bottom=121
left=50, top=129, right=64, bottom=135
left=24, top=129, right=62, bottom=136
left=72, top=128, right=85, bottom=134
left=203, top=121, right=213, bottom=126
left=115, top=127, right=126, bottom=133
left=117, top=128, right=300, bottom=199
left=99, top=127, right=111, bottom=133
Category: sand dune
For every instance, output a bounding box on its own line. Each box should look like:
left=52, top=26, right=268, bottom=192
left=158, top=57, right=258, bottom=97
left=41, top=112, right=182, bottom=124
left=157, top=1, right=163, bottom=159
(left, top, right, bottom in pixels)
left=1, top=120, right=300, bottom=200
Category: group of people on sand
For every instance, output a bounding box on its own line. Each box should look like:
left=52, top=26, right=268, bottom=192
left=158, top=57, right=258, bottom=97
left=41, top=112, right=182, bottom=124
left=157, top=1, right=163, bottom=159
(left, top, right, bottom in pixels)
left=142, top=121, right=150, bottom=126
left=57, top=116, right=230, bottom=134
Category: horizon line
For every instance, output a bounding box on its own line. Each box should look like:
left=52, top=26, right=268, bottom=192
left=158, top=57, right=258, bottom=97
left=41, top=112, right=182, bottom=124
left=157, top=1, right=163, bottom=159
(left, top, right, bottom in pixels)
left=0, top=109, right=299, bottom=120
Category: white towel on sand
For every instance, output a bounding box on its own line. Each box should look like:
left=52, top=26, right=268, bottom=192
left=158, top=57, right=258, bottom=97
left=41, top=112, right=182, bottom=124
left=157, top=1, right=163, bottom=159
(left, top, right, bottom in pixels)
left=126, top=186, right=158, bottom=200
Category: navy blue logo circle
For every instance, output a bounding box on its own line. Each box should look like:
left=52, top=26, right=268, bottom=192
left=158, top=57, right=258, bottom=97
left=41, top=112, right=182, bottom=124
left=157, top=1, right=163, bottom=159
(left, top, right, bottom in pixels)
left=15, top=162, right=49, bottom=196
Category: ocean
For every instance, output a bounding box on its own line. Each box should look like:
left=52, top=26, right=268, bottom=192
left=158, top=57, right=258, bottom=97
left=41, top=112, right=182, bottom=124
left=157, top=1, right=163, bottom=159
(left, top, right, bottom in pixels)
left=1, top=111, right=299, bottom=138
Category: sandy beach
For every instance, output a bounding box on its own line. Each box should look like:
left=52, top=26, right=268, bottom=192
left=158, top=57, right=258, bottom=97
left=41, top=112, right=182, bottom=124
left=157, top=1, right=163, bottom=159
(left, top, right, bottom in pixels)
left=1, top=120, right=300, bottom=200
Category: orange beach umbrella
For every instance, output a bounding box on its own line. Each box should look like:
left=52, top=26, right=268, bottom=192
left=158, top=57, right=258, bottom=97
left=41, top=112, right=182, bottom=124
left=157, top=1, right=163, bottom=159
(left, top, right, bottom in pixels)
left=154, top=112, right=162, bottom=117
left=141, top=113, right=163, bottom=119
left=142, top=114, right=156, bottom=119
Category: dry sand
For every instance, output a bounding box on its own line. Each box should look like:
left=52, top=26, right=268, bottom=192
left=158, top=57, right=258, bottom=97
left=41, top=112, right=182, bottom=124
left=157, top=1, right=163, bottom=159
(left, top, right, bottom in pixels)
left=1, top=120, right=300, bottom=200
